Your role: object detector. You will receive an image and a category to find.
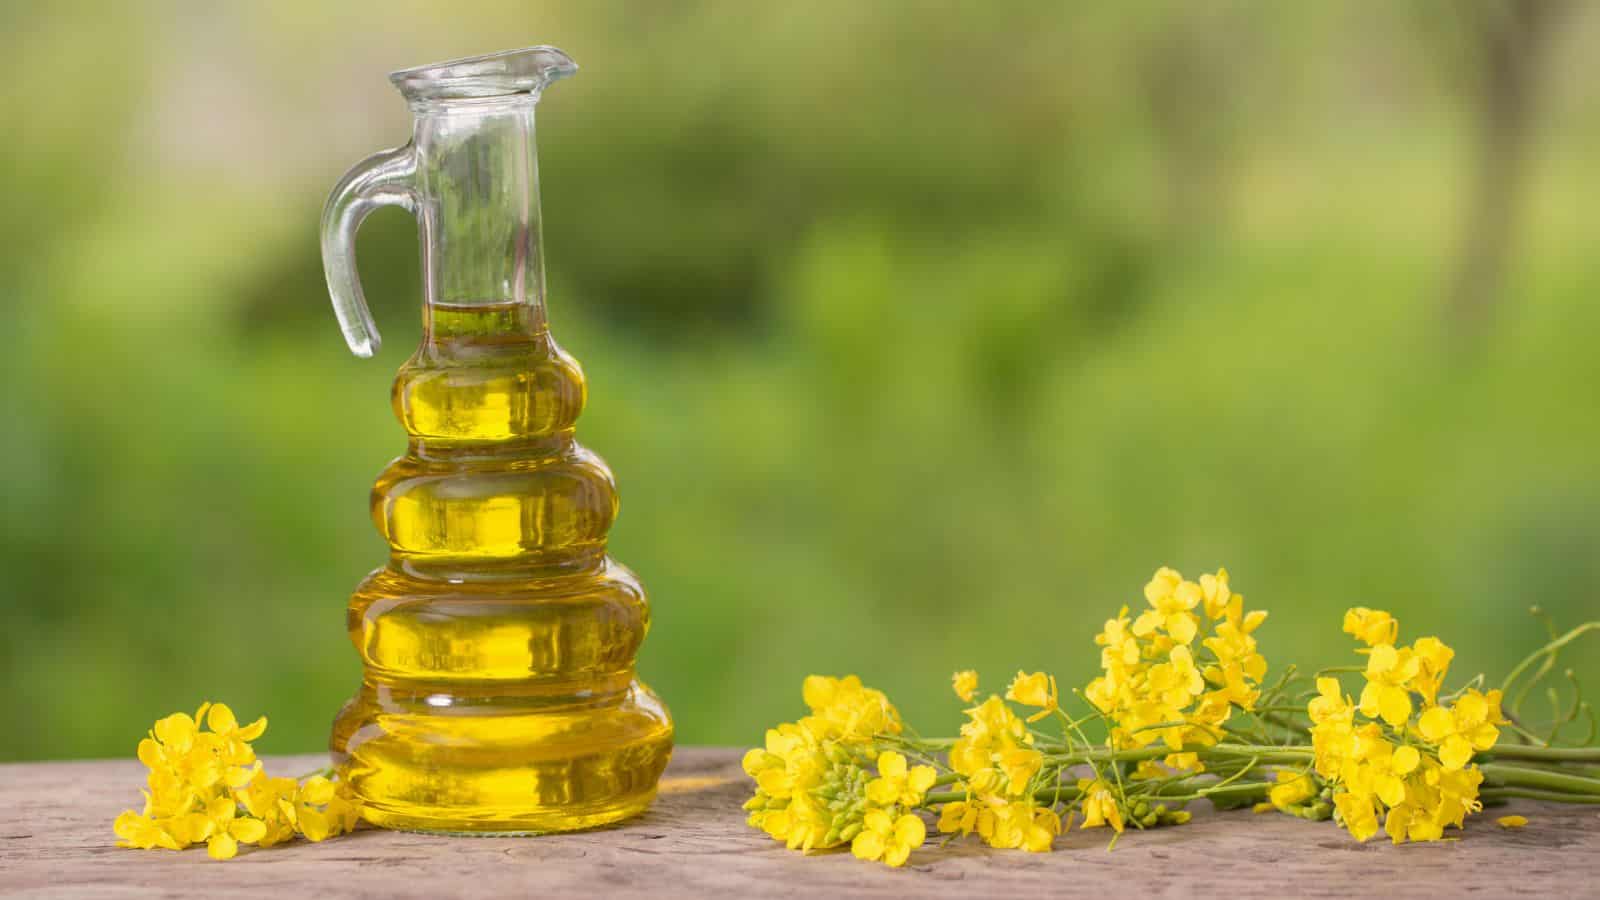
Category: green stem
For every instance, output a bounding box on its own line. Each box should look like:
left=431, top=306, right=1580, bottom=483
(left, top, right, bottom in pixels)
left=925, top=776, right=1275, bottom=808
left=1480, top=787, right=1600, bottom=805
left=1480, top=763, right=1600, bottom=796
left=1483, top=745, right=1600, bottom=764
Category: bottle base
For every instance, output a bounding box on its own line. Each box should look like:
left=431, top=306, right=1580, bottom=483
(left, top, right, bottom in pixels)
left=358, top=789, right=658, bottom=835
left=331, top=679, right=673, bottom=835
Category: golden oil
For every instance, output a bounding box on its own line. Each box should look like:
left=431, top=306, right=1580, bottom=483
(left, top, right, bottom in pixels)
left=330, top=300, right=673, bottom=834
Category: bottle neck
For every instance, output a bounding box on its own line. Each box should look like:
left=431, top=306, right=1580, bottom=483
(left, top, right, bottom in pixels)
left=412, top=97, right=548, bottom=339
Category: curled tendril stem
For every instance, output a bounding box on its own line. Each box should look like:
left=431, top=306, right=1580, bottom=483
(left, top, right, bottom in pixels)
left=1502, top=621, right=1600, bottom=719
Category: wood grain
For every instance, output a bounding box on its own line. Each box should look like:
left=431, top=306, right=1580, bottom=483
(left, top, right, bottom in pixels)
left=2, top=748, right=1596, bottom=898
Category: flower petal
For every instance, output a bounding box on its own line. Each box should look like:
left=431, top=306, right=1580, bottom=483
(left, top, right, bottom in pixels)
left=851, top=830, right=885, bottom=861
left=877, top=751, right=907, bottom=779
left=1391, top=744, right=1420, bottom=776
left=230, top=817, right=267, bottom=844
left=207, top=833, right=238, bottom=860
left=206, top=704, right=238, bottom=734
left=893, top=813, right=926, bottom=847
left=1417, top=706, right=1453, bottom=743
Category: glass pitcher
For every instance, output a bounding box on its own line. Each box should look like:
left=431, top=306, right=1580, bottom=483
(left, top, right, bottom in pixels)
left=319, top=47, right=673, bottom=834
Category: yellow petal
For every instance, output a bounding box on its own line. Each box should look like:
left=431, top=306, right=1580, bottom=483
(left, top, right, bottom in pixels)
left=1469, top=723, right=1501, bottom=751
left=1455, top=692, right=1487, bottom=725
left=230, top=817, right=267, bottom=844
left=877, top=751, right=907, bottom=779
left=863, top=807, right=893, bottom=833
left=153, top=713, right=197, bottom=750
left=207, top=833, right=238, bottom=860
left=1367, top=644, right=1398, bottom=676
left=1377, top=776, right=1406, bottom=808
left=1377, top=686, right=1412, bottom=728
left=1417, top=706, right=1454, bottom=742
left=1439, top=736, right=1474, bottom=771
left=1131, top=610, right=1162, bottom=637
left=237, top=717, right=268, bottom=742
left=206, top=704, right=238, bottom=734
left=865, top=778, right=899, bottom=807
left=224, top=763, right=259, bottom=789
left=1242, top=609, right=1268, bottom=634
left=298, top=776, right=335, bottom=805
left=1391, top=744, right=1420, bottom=776
left=1357, top=682, right=1382, bottom=719
left=893, top=814, right=926, bottom=847
left=883, top=843, right=912, bottom=867
left=1496, top=815, right=1528, bottom=829
left=851, top=830, right=885, bottom=861
left=1168, top=613, right=1198, bottom=645
left=113, top=811, right=147, bottom=845
left=136, top=738, right=164, bottom=770
left=299, top=809, right=332, bottom=842
left=206, top=797, right=237, bottom=822
left=908, top=765, right=937, bottom=794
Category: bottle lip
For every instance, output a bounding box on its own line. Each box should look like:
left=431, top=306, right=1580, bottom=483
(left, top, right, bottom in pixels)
left=389, top=46, right=578, bottom=102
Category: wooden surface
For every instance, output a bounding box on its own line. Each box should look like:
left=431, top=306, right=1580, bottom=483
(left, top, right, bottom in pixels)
left=2, top=748, right=1598, bottom=898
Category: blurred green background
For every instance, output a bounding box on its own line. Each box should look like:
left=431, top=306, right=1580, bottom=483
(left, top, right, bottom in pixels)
left=4, top=1, right=1599, bottom=761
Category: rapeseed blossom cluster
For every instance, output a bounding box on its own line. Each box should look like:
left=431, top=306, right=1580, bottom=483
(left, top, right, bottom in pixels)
left=742, top=566, right=1600, bottom=869
left=939, top=676, right=1063, bottom=852
left=113, top=703, right=360, bottom=859
left=1307, top=609, right=1504, bottom=843
left=742, top=675, right=932, bottom=865
left=1085, top=567, right=1268, bottom=772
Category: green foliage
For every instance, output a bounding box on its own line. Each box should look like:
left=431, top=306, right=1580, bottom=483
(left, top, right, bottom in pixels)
left=3, top=1, right=1599, bottom=760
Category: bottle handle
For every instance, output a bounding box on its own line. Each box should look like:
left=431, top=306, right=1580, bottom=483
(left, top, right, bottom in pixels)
left=320, top=144, right=419, bottom=358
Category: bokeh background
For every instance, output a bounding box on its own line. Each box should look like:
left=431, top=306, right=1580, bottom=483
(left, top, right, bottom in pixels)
left=5, top=1, right=1599, bottom=761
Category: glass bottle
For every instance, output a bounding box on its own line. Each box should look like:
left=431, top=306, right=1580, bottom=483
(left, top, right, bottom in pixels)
left=319, top=47, right=673, bottom=834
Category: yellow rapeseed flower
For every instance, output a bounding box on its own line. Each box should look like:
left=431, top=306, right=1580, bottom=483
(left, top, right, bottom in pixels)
left=982, top=798, right=1062, bottom=852
left=951, top=670, right=979, bottom=703
left=116, top=702, right=360, bottom=859
left=295, top=776, right=361, bottom=843
left=1077, top=778, right=1125, bottom=833
left=1332, top=790, right=1381, bottom=842
left=1358, top=643, right=1420, bottom=727
left=237, top=769, right=299, bottom=848
left=850, top=808, right=926, bottom=867
left=1342, top=607, right=1399, bottom=647
left=1134, top=568, right=1201, bottom=644
left=1198, top=568, right=1233, bottom=620
left=113, top=810, right=182, bottom=851
left=1417, top=689, right=1503, bottom=771
left=1005, top=671, right=1059, bottom=722
left=1344, top=726, right=1420, bottom=807
left=1268, top=770, right=1317, bottom=811
left=1407, top=637, right=1455, bottom=706
left=199, top=796, right=269, bottom=860
left=1095, top=606, right=1141, bottom=670
left=950, top=696, right=1042, bottom=797
left=865, top=751, right=937, bottom=808
left=936, top=799, right=979, bottom=837
left=800, top=675, right=903, bottom=742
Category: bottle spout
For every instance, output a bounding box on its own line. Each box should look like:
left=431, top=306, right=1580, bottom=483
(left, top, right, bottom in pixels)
left=389, top=46, right=578, bottom=104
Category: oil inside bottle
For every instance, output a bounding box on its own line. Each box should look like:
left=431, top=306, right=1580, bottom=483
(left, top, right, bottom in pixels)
left=330, top=300, right=674, bottom=834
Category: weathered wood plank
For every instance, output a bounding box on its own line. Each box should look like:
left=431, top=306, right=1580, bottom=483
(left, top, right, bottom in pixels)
left=1, top=748, right=1596, bottom=898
